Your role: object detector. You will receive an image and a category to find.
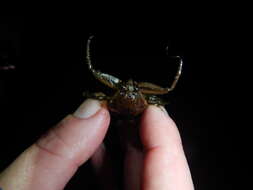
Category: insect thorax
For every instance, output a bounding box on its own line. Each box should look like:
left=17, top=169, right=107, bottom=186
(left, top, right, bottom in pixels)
left=108, top=79, right=148, bottom=116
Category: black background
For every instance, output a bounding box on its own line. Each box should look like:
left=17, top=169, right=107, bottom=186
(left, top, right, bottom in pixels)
left=0, top=14, right=246, bottom=189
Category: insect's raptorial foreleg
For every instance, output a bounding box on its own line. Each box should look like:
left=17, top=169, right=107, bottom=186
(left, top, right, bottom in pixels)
left=86, top=36, right=122, bottom=89
left=138, top=56, right=183, bottom=95
left=86, top=36, right=95, bottom=72
left=83, top=91, right=110, bottom=101
left=166, top=56, right=183, bottom=92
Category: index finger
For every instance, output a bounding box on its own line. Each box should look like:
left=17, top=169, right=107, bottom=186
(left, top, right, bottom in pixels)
left=140, top=106, right=194, bottom=190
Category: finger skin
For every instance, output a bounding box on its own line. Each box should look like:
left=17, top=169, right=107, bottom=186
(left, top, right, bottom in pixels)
left=91, top=144, right=118, bottom=190
left=0, top=108, right=110, bottom=190
left=124, top=144, right=143, bottom=190
left=140, top=106, right=194, bottom=190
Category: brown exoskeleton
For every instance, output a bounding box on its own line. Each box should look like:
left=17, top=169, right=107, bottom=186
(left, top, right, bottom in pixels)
left=84, top=36, right=183, bottom=117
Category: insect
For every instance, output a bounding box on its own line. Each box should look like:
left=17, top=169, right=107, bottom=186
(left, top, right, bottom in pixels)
left=84, top=36, right=183, bottom=117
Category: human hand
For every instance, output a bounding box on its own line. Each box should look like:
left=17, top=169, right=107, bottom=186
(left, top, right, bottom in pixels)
left=0, top=99, right=194, bottom=190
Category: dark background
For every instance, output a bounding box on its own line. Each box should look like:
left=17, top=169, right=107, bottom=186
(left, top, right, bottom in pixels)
left=0, top=15, right=245, bottom=189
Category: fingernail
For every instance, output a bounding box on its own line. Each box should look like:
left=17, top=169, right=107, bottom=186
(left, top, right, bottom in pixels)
left=159, top=106, right=169, bottom=116
left=73, top=99, right=102, bottom=119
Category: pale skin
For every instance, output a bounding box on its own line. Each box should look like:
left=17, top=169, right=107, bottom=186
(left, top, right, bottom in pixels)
left=0, top=99, right=194, bottom=190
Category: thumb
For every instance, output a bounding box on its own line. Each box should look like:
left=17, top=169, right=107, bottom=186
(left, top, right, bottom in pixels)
left=0, top=99, right=110, bottom=190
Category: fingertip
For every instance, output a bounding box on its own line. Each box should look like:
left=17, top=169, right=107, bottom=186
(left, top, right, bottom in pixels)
left=37, top=107, right=110, bottom=165
left=0, top=100, right=111, bottom=190
left=140, top=106, right=194, bottom=190
left=140, top=105, right=182, bottom=151
left=73, top=99, right=109, bottom=119
left=33, top=107, right=110, bottom=189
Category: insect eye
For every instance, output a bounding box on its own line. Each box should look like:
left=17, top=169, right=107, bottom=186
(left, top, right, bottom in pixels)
left=127, top=94, right=135, bottom=99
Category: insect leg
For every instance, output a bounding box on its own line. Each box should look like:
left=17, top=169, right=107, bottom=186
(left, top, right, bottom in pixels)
left=138, top=82, right=169, bottom=95
left=145, top=95, right=169, bottom=106
left=86, top=35, right=95, bottom=71
left=83, top=91, right=110, bottom=101
left=86, top=36, right=122, bottom=89
left=138, top=56, right=183, bottom=95
left=166, top=56, right=183, bottom=92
